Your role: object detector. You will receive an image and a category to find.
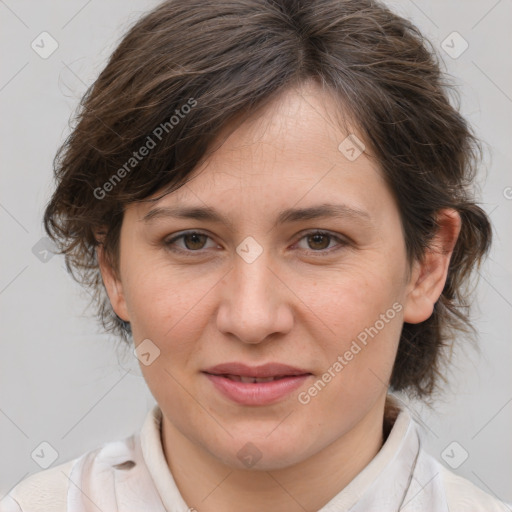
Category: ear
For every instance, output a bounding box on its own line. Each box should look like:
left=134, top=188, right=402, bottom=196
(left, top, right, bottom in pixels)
left=96, top=243, right=130, bottom=323
left=403, top=209, right=461, bottom=324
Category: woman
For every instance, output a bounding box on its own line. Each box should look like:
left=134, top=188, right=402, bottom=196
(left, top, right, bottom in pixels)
left=2, top=0, right=509, bottom=510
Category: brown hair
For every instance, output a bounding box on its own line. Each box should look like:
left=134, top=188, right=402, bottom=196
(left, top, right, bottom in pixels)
left=43, top=0, right=491, bottom=398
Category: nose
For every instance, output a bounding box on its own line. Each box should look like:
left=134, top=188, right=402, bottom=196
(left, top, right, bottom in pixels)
left=216, top=250, right=294, bottom=345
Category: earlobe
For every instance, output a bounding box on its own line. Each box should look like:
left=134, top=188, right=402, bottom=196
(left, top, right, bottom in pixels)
left=403, top=209, right=461, bottom=324
left=96, top=244, right=130, bottom=323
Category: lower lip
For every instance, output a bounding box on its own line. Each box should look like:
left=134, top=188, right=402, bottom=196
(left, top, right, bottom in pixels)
left=204, top=373, right=311, bottom=406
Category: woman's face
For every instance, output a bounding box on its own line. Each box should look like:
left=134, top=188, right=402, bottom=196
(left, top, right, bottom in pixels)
left=103, top=82, right=421, bottom=470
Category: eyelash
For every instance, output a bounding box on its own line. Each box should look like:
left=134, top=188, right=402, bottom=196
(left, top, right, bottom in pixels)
left=163, top=230, right=349, bottom=257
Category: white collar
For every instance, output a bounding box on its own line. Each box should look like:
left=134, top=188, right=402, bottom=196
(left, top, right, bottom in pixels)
left=68, top=397, right=448, bottom=511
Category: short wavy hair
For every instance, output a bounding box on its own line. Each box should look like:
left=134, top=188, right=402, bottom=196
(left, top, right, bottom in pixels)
left=43, top=0, right=492, bottom=398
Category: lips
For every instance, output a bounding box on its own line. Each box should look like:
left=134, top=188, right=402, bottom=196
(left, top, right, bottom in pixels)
left=202, top=362, right=312, bottom=405
left=222, top=375, right=288, bottom=383
left=203, top=362, right=311, bottom=379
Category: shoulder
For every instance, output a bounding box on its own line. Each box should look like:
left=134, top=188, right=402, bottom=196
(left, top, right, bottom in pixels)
left=0, top=432, right=147, bottom=512
left=1, top=408, right=161, bottom=512
left=0, top=459, right=76, bottom=512
left=438, top=462, right=511, bottom=511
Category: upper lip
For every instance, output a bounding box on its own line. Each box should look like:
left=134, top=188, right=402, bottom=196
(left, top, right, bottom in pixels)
left=203, top=362, right=312, bottom=378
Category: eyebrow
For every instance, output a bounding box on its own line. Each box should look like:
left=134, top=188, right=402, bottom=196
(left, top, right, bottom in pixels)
left=141, top=203, right=371, bottom=229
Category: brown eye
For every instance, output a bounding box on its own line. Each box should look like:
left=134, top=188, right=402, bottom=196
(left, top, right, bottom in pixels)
left=164, top=231, right=216, bottom=254
left=295, top=230, right=348, bottom=255
left=306, top=233, right=331, bottom=250
left=182, top=233, right=208, bottom=250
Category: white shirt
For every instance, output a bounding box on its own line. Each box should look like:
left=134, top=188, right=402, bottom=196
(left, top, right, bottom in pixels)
left=1, top=400, right=510, bottom=511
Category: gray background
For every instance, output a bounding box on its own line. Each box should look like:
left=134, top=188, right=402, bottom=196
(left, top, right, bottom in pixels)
left=1, top=0, right=511, bottom=504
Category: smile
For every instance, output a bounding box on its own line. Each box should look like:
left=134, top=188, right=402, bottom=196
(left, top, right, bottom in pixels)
left=221, top=374, right=292, bottom=383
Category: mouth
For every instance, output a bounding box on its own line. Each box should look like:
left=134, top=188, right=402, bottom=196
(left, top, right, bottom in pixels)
left=202, top=362, right=312, bottom=405
left=202, top=361, right=312, bottom=380
left=210, top=374, right=300, bottom=383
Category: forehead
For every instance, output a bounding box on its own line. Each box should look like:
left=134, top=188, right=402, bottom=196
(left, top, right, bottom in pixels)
left=129, top=82, right=392, bottom=222
left=199, top=82, right=372, bottom=174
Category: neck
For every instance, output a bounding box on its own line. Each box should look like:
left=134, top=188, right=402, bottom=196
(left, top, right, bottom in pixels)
left=161, top=395, right=390, bottom=512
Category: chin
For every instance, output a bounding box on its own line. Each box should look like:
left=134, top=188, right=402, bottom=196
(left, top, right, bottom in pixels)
left=208, top=430, right=315, bottom=472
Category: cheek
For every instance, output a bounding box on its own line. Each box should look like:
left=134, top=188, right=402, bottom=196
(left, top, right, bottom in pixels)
left=122, top=260, right=216, bottom=352
left=299, top=262, right=403, bottom=337
left=293, top=263, right=405, bottom=390
left=123, top=263, right=214, bottom=409
left=296, top=298, right=402, bottom=428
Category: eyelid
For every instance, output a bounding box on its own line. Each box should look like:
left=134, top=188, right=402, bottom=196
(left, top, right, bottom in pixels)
left=164, top=229, right=349, bottom=256
left=292, top=230, right=350, bottom=254
left=164, top=230, right=218, bottom=252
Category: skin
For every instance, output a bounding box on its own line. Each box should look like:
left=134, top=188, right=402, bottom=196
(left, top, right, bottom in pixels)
left=98, top=80, right=460, bottom=512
